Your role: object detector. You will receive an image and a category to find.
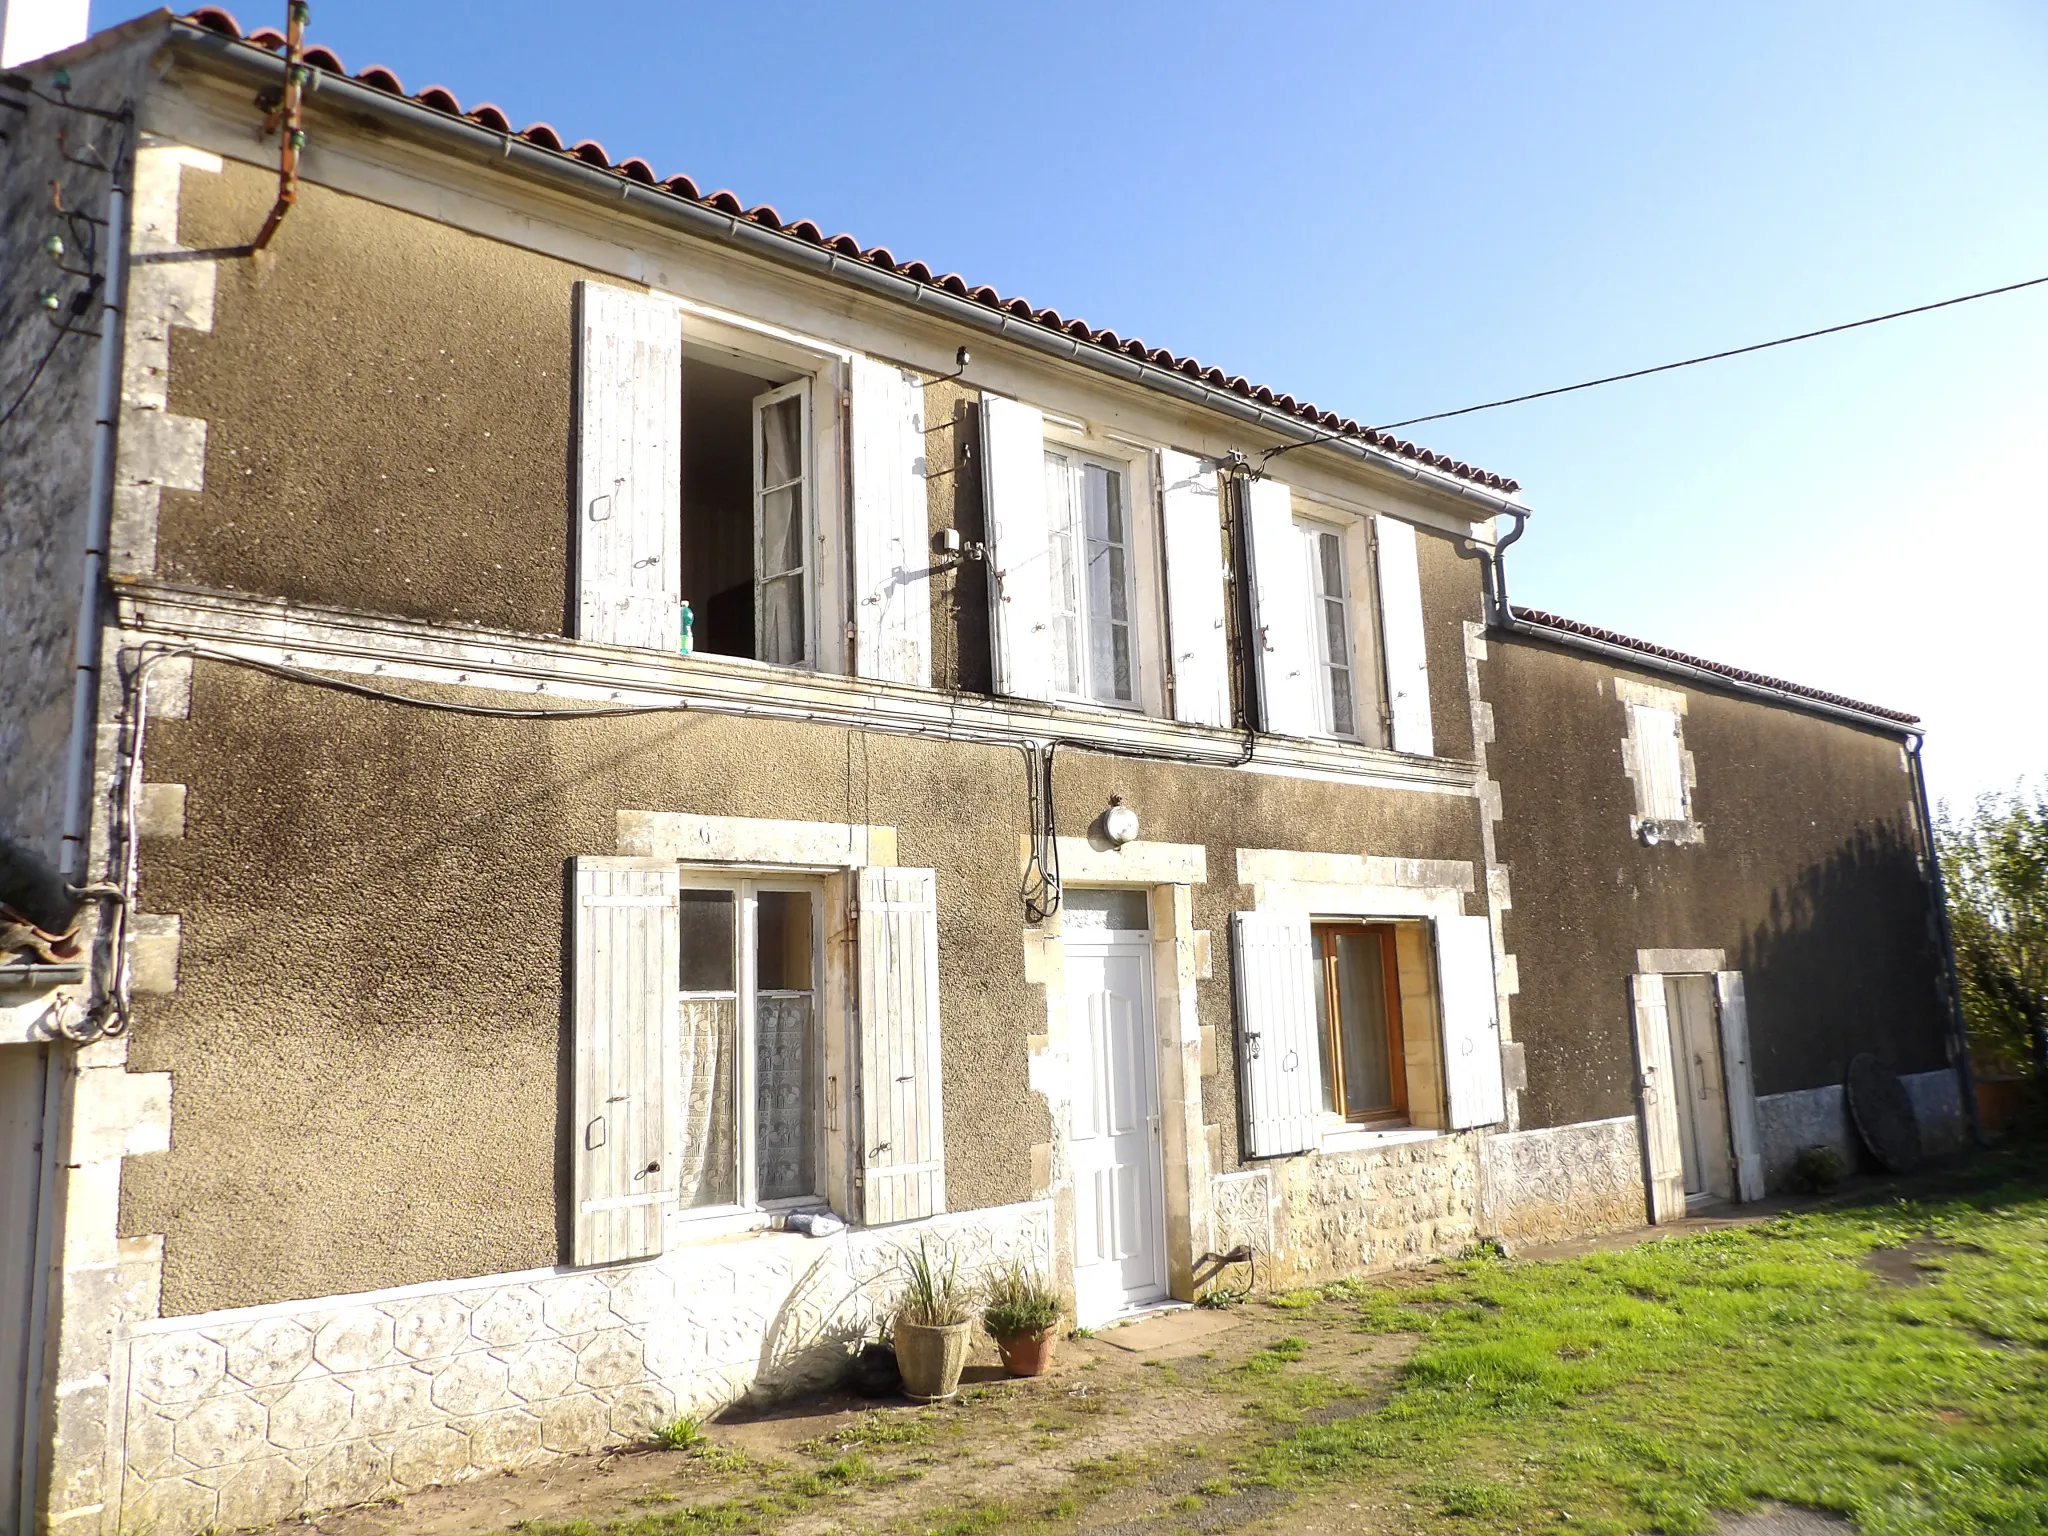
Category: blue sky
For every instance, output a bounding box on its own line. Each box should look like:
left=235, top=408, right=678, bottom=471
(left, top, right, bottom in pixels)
left=94, top=1, right=2048, bottom=807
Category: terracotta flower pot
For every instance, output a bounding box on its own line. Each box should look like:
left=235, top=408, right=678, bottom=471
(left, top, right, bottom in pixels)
left=994, top=1326, right=1059, bottom=1378
left=894, top=1319, right=972, bottom=1401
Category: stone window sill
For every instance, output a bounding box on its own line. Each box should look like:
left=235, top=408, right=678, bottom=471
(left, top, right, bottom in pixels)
left=1317, top=1123, right=1442, bottom=1155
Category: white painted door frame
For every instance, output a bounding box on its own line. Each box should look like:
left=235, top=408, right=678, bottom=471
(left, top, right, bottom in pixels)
left=1066, top=930, right=1169, bottom=1326
left=2, top=1044, right=54, bottom=1536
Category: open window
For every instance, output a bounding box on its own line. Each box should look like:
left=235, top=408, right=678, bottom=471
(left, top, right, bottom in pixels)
left=1297, top=520, right=1363, bottom=740
left=1311, top=922, right=1406, bottom=1122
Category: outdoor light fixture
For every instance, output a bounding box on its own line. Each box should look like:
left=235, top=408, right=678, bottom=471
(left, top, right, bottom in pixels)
left=1102, top=796, right=1139, bottom=847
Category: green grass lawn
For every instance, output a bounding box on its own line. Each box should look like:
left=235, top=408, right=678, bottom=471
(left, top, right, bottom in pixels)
left=1233, top=1147, right=2048, bottom=1535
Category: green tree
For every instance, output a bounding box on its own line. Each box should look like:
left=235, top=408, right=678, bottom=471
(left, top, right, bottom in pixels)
left=1938, top=786, right=2048, bottom=1076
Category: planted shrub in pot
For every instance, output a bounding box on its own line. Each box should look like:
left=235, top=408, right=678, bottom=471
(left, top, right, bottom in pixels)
left=983, top=1258, right=1063, bottom=1378
left=893, top=1238, right=973, bottom=1401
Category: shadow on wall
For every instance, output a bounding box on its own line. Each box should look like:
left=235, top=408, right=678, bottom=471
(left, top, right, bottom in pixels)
left=1737, top=817, right=1943, bottom=1092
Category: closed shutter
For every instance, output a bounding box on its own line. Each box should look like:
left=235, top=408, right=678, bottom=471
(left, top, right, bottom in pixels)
left=856, top=865, right=946, bottom=1224
left=1374, top=516, right=1434, bottom=755
left=850, top=356, right=931, bottom=687
left=1434, top=914, right=1506, bottom=1129
left=575, top=282, right=684, bottom=650
left=1632, top=706, right=1688, bottom=821
left=1714, top=971, right=1765, bottom=1201
left=1244, top=478, right=1317, bottom=735
left=1630, top=972, right=1687, bottom=1223
left=1230, top=911, right=1325, bottom=1158
left=980, top=396, right=1055, bottom=701
left=570, top=857, right=681, bottom=1265
left=1158, top=450, right=1231, bottom=728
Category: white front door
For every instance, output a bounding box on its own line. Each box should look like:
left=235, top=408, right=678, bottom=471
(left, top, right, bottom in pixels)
left=2, top=1046, right=50, bottom=1536
left=1663, top=974, right=1734, bottom=1202
left=1067, top=929, right=1168, bottom=1326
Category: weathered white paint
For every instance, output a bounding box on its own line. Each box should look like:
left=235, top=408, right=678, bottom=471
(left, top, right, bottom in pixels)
left=1714, top=971, right=1765, bottom=1201
left=574, top=282, right=684, bottom=652
left=855, top=867, right=944, bottom=1225
left=1373, top=517, right=1433, bottom=756
left=1230, top=911, right=1325, bottom=1159
left=848, top=357, right=930, bottom=687
left=1629, top=974, right=1687, bottom=1223
left=617, top=811, right=895, bottom=868
left=1157, top=450, right=1231, bottom=729
left=570, top=860, right=682, bottom=1265
left=980, top=396, right=1055, bottom=703
left=1436, top=914, right=1506, bottom=1130
left=1244, top=478, right=1317, bottom=736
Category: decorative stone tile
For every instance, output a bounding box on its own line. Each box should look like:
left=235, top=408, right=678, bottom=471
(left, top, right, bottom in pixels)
left=536, top=1393, right=611, bottom=1455
left=213, top=1452, right=309, bottom=1531
left=300, top=1436, right=395, bottom=1513
left=390, top=1294, right=472, bottom=1359
left=223, top=1318, right=316, bottom=1387
left=461, top=1407, right=544, bottom=1468
left=574, top=1330, right=643, bottom=1390
left=429, top=1351, right=511, bottom=1416
left=314, top=1307, right=397, bottom=1373
left=607, top=1264, right=675, bottom=1325
left=607, top=1383, right=675, bottom=1440
left=173, top=1393, right=268, bottom=1468
left=346, top=1364, right=437, bottom=1438
left=133, top=1334, right=227, bottom=1404
left=639, top=1319, right=702, bottom=1380
left=124, top=1404, right=189, bottom=1480
left=542, top=1274, right=614, bottom=1335
left=124, top=1472, right=220, bottom=1534
left=501, top=1340, right=579, bottom=1404
left=469, top=1286, right=548, bottom=1348
left=388, top=1422, right=471, bottom=1492
left=267, top=1376, right=355, bottom=1451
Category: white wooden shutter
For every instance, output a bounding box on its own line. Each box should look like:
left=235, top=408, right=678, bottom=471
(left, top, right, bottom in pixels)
left=1230, top=911, right=1325, bottom=1158
left=1244, top=478, right=1317, bottom=735
left=1374, top=516, right=1434, bottom=755
left=851, top=356, right=931, bottom=687
left=1715, top=970, right=1765, bottom=1201
left=570, top=857, right=681, bottom=1264
left=1158, top=450, right=1231, bottom=728
left=575, top=282, right=683, bottom=650
left=980, top=396, right=1055, bottom=701
left=1630, top=972, right=1687, bottom=1223
left=1632, top=706, right=1688, bottom=821
left=856, top=865, right=946, bottom=1224
left=1435, top=913, right=1506, bottom=1129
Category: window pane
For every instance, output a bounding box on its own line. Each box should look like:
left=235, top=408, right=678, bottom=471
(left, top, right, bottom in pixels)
left=679, top=890, right=736, bottom=992
left=1329, top=664, right=1356, bottom=737
left=1083, top=465, right=1134, bottom=704
left=1332, top=929, right=1395, bottom=1115
left=760, top=484, right=804, bottom=578
left=678, top=997, right=738, bottom=1208
left=1062, top=887, right=1149, bottom=931
left=755, top=993, right=815, bottom=1200
left=1312, top=943, right=1339, bottom=1115
left=1316, top=528, right=1344, bottom=598
left=1045, top=453, right=1082, bottom=695
left=759, top=393, right=802, bottom=488
left=755, top=891, right=812, bottom=992
left=759, top=573, right=805, bottom=665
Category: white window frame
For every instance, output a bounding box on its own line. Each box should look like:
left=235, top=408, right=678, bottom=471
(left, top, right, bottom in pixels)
left=1297, top=517, right=1361, bottom=739
left=751, top=378, right=816, bottom=668
left=1279, top=499, right=1390, bottom=748
left=673, top=873, right=825, bottom=1223
left=1042, top=443, right=1145, bottom=709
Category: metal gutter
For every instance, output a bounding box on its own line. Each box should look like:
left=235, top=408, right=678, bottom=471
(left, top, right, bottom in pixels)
left=1493, top=613, right=1921, bottom=738
left=162, top=21, right=1528, bottom=528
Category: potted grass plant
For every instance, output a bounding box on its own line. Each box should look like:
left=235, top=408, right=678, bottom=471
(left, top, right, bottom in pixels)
left=893, top=1237, right=974, bottom=1401
left=982, top=1257, right=1063, bottom=1377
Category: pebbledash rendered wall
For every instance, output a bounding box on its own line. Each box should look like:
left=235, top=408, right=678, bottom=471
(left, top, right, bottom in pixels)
left=106, top=1202, right=1051, bottom=1534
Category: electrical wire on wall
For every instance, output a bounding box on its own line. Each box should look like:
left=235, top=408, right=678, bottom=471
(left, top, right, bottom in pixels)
left=1019, top=740, right=1060, bottom=926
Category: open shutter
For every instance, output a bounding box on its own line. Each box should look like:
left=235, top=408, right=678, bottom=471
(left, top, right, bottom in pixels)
left=980, top=396, right=1055, bottom=701
left=571, top=857, right=681, bottom=1265
left=1435, top=914, right=1506, bottom=1129
left=1158, top=450, right=1231, bottom=728
left=1374, top=516, right=1434, bottom=755
left=1630, top=973, right=1687, bottom=1223
left=851, top=356, right=931, bottom=687
left=1244, top=478, right=1318, bottom=735
left=1715, top=971, right=1765, bottom=1201
left=856, top=865, right=946, bottom=1224
left=575, top=282, right=683, bottom=650
left=1230, top=911, right=1325, bottom=1158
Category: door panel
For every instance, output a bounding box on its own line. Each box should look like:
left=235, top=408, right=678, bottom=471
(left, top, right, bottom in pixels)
left=1664, top=974, right=1734, bottom=1201
left=1067, top=943, right=1167, bottom=1323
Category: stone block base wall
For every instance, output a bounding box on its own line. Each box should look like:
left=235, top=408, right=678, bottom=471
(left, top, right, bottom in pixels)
left=1755, top=1068, right=1969, bottom=1189
left=1479, top=1117, right=1646, bottom=1246
left=1262, top=1133, right=1483, bottom=1287
left=107, top=1202, right=1050, bottom=1536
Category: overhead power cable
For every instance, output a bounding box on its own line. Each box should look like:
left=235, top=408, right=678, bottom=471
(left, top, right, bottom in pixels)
left=1369, top=272, right=2048, bottom=434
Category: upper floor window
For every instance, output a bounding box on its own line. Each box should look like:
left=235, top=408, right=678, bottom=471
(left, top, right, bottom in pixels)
left=1617, top=677, right=1702, bottom=845
left=1299, top=519, right=1358, bottom=739
left=1045, top=449, right=1138, bottom=707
